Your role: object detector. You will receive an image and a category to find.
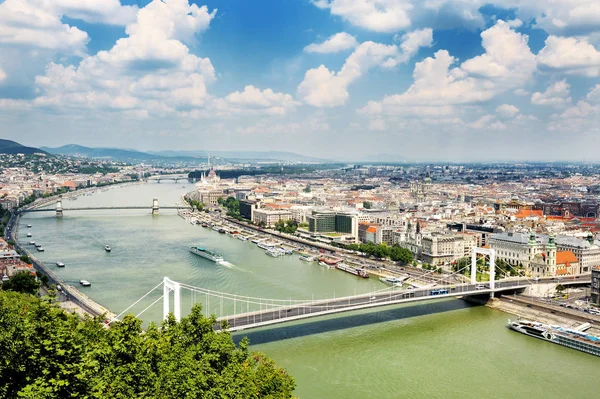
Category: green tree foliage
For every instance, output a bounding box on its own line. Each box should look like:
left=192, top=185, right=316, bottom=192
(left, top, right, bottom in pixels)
left=0, top=291, right=295, bottom=398
left=0, top=206, right=12, bottom=237
left=452, top=257, right=470, bottom=276
left=362, top=201, right=372, bottom=209
left=1, top=272, right=40, bottom=294
left=189, top=199, right=205, bottom=212
left=389, top=245, right=413, bottom=264
left=345, top=242, right=413, bottom=263
left=274, top=219, right=297, bottom=234
left=221, top=196, right=246, bottom=220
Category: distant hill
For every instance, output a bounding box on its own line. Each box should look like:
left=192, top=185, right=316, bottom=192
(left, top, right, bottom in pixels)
left=149, top=150, right=330, bottom=163
left=41, top=144, right=200, bottom=164
left=0, top=139, right=48, bottom=155
left=41, top=145, right=330, bottom=164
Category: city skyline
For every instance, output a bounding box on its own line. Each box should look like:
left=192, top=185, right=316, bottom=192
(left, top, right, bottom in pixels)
left=1, top=0, right=600, bottom=161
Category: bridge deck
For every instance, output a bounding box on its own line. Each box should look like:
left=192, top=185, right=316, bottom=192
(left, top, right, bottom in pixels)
left=216, top=284, right=530, bottom=332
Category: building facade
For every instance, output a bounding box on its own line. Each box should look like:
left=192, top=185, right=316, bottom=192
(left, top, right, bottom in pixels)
left=592, top=267, right=600, bottom=305
left=489, top=232, right=598, bottom=276
left=307, top=211, right=356, bottom=237
left=252, top=209, right=293, bottom=227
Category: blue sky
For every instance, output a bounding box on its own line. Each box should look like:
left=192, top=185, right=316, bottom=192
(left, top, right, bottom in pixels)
left=1, top=0, right=600, bottom=161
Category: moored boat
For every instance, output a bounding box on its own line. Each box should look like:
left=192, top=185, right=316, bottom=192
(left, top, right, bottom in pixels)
left=299, top=255, right=315, bottom=262
left=29, top=241, right=35, bottom=245
left=105, top=245, right=111, bottom=252
left=379, top=276, right=406, bottom=286
left=36, top=246, right=44, bottom=252
left=265, top=248, right=282, bottom=257
left=507, top=319, right=600, bottom=357
left=27, top=224, right=32, bottom=228
left=26, top=233, right=32, bottom=237
left=80, top=280, right=91, bottom=287
left=56, top=262, right=65, bottom=267
left=237, top=235, right=248, bottom=241
left=336, top=263, right=369, bottom=278
left=189, top=246, right=224, bottom=262
left=257, top=241, right=275, bottom=250
left=318, top=261, right=334, bottom=269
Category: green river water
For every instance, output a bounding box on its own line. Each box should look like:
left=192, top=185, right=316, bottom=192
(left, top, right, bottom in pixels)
left=17, top=182, right=600, bottom=399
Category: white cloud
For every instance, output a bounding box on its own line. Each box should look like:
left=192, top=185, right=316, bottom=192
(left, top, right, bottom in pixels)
left=537, top=35, right=600, bottom=77
left=496, top=104, right=519, bottom=117
left=312, top=0, right=412, bottom=33
left=298, top=29, right=431, bottom=107
left=587, top=84, right=600, bottom=103
left=531, top=80, right=572, bottom=107
left=0, top=69, right=6, bottom=82
left=298, top=41, right=398, bottom=107
left=32, top=0, right=217, bottom=114
left=214, top=85, right=298, bottom=116
left=304, top=32, right=358, bottom=53
left=384, top=28, right=433, bottom=67
left=312, top=0, right=487, bottom=32
left=359, top=21, right=536, bottom=120
left=513, top=0, right=600, bottom=36
left=378, top=50, right=494, bottom=107
left=469, top=114, right=506, bottom=130
left=548, top=99, right=600, bottom=132
left=461, top=20, right=536, bottom=85
left=312, top=1, right=600, bottom=37
left=0, top=0, right=89, bottom=52
left=31, top=0, right=138, bottom=26
left=507, top=19, right=523, bottom=28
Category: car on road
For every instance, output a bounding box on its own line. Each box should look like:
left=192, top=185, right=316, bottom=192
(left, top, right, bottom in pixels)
left=475, top=284, right=487, bottom=289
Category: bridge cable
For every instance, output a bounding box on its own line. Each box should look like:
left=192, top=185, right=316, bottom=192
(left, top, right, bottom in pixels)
left=111, top=281, right=164, bottom=322
left=136, top=294, right=165, bottom=319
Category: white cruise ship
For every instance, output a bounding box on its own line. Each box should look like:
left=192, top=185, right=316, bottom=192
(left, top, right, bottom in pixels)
left=265, top=248, right=282, bottom=257
left=189, top=246, right=224, bottom=262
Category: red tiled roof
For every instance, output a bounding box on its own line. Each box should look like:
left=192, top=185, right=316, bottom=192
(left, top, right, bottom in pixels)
left=515, top=209, right=543, bottom=218
left=556, top=251, right=578, bottom=266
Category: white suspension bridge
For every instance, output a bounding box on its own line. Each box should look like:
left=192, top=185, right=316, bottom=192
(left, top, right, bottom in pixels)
left=109, top=248, right=591, bottom=332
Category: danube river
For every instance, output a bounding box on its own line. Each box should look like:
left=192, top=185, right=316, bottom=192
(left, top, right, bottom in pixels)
left=18, top=182, right=600, bottom=398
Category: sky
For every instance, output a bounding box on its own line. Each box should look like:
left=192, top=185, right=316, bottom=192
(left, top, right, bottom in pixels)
left=1, top=0, right=600, bottom=162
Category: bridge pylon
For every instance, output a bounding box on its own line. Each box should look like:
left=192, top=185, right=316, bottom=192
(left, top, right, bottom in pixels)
left=152, top=198, right=159, bottom=215
left=56, top=199, right=63, bottom=218
left=163, top=277, right=181, bottom=321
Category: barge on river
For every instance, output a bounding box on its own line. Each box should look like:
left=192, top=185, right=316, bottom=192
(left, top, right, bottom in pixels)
left=336, top=263, right=369, bottom=278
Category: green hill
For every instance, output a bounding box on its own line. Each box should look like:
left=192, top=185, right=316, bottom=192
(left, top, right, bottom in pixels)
left=0, top=139, right=47, bottom=155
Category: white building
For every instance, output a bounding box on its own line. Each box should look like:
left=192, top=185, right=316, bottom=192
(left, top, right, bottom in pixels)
left=252, top=209, right=293, bottom=227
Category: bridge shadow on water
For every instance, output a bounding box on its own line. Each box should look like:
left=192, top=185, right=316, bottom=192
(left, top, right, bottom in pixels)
left=232, top=298, right=478, bottom=345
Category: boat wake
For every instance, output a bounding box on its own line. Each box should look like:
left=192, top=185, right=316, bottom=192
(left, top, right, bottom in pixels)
left=217, top=260, right=249, bottom=272
left=217, top=260, right=235, bottom=268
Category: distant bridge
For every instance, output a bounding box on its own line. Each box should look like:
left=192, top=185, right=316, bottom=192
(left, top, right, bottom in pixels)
left=18, top=198, right=191, bottom=217
left=147, top=174, right=194, bottom=183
